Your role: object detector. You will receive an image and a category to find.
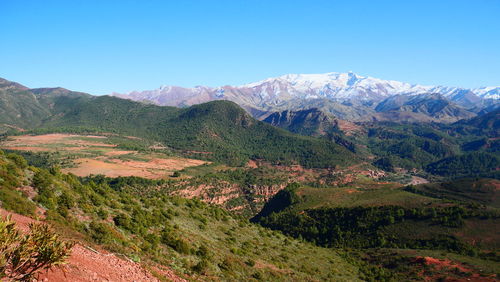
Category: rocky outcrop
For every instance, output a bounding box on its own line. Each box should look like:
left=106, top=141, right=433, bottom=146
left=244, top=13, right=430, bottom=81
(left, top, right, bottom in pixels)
left=172, top=181, right=288, bottom=216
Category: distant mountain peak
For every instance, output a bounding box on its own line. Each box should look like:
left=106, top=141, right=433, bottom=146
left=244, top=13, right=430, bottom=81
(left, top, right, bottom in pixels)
left=110, top=72, right=499, bottom=122
left=240, top=72, right=367, bottom=89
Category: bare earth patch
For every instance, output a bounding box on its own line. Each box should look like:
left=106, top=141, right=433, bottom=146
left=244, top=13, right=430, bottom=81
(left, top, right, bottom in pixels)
left=3, top=146, right=52, bottom=152
left=3, top=133, right=114, bottom=147
left=410, top=176, right=429, bottom=185
left=104, top=150, right=135, bottom=156
left=415, top=256, right=497, bottom=282
left=64, top=157, right=207, bottom=179
left=1, top=134, right=208, bottom=179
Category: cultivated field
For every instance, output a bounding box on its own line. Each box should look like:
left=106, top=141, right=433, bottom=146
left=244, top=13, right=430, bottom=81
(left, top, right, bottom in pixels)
left=1, top=134, right=208, bottom=179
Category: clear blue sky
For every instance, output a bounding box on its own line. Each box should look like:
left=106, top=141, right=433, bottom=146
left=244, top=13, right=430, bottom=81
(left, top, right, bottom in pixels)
left=1, top=0, right=499, bottom=94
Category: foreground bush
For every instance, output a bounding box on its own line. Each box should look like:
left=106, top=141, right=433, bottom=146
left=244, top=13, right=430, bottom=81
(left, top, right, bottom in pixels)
left=0, top=216, right=74, bottom=281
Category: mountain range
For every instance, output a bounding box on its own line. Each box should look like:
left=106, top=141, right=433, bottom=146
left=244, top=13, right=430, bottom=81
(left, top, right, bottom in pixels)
left=112, top=72, right=500, bottom=122
left=0, top=77, right=356, bottom=168
left=2, top=75, right=498, bottom=177
left=1, top=74, right=500, bottom=281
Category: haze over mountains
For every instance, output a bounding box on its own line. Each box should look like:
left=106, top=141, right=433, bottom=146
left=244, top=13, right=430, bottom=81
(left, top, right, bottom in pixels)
left=113, top=72, right=500, bottom=122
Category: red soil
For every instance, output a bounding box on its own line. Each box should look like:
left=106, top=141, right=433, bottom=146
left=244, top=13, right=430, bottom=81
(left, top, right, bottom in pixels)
left=246, top=160, right=259, bottom=168
left=337, top=120, right=363, bottom=136
left=1, top=124, right=26, bottom=132
left=2, top=134, right=116, bottom=148
left=0, top=209, right=185, bottom=282
left=3, top=146, right=52, bottom=152
left=415, top=256, right=497, bottom=282
left=1, top=134, right=209, bottom=179
left=64, top=157, right=207, bottom=179
left=104, top=150, right=135, bottom=156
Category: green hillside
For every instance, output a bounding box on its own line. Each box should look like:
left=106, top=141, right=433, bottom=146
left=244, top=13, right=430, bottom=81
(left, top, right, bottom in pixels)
left=2, top=77, right=498, bottom=178
left=405, top=178, right=500, bottom=208
left=1, top=76, right=499, bottom=281
left=0, top=149, right=362, bottom=281
left=0, top=78, right=51, bottom=128
left=252, top=179, right=500, bottom=280
left=425, top=152, right=499, bottom=178
left=0, top=79, right=358, bottom=168
left=262, top=106, right=500, bottom=179
left=361, top=121, right=499, bottom=179
left=41, top=97, right=357, bottom=167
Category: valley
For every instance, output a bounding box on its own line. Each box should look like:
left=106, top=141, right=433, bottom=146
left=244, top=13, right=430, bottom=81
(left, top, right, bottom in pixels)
left=3, top=2, right=499, bottom=281
left=0, top=76, right=498, bottom=281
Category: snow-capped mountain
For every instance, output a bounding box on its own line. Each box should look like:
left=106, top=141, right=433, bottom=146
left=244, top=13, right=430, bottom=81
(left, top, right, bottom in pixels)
left=472, top=87, right=500, bottom=100
left=111, top=72, right=499, bottom=121
left=238, top=72, right=499, bottom=100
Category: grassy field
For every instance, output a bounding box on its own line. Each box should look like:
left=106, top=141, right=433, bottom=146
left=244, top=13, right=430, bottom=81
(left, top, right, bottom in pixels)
left=407, top=178, right=500, bottom=208
left=294, top=178, right=437, bottom=210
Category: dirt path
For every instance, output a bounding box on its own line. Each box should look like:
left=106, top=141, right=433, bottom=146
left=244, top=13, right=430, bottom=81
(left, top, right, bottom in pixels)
left=0, top=209, right=186, bottom=282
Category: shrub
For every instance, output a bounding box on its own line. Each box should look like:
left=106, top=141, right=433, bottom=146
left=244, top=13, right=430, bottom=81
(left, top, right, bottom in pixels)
left=192, top=259, right=209, bottom=274
left=97, top=208, right=108, bottom=219
left=58, top=191, right=75, bottom=209
left=6, top=153, right=28, bottom=169
left=0, top=216, right=74, bottom=281
left=219, top=256, right=239, bottom=271
left=0, top=188, right=37, bottom=216
left=32, top=169, right=53, bottom=190
left=88, top=221, right=113, bottom=244
left=246, top=259, right=256, bottom=267
left=113, top=213, right=132, bottom=230
left=196, top=245, right=210, bottom=259
left=160, top=228, right=191, bottom=254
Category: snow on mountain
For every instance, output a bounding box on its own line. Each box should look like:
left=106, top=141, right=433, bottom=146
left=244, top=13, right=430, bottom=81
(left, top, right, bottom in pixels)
left=237, top=72, right=499, bottom=101
left=472, top=87, right=500, bottom=99
left=111, top=72, right=499, bottom=114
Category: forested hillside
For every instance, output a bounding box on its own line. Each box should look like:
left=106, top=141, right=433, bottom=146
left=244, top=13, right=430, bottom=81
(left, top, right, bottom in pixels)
left=0, top=149, right=363, bottom=280
left=0, top=79, right=357, bottom=168
left=1, top=76, right=499, bottom=281
left=262, top=106, right=500, bottom=179
left=252, top=179, right=500, bottom=280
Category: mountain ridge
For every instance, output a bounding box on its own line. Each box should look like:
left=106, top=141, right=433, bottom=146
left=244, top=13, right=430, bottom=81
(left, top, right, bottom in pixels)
left=116, top=72, right=500, bottom=100
left=0, top=79, right=358, bottom=168
left=111, top=72, right=499, bottom=123
left=112, top=72, right=499, bottom=108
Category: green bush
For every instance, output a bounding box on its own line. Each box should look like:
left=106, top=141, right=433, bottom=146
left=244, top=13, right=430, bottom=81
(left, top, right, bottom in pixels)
left=0, top=216, right=74, bottom=281
left=88, top=221, right=114, bottom=244
left=0, top=188, right=36, bottom=216
left=6, top=153, right=28, bottom=169
left=32, top=169, right=53, bottom=190
left=113, top=213, right=132, bottom=230
left=160, top=228, right=191, bottom=254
